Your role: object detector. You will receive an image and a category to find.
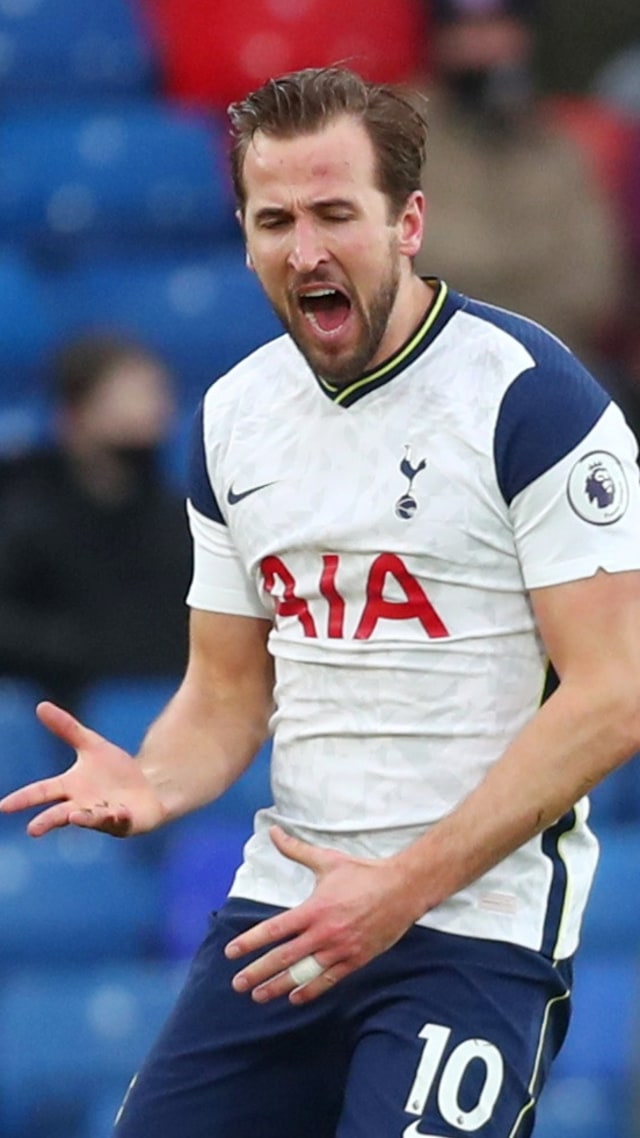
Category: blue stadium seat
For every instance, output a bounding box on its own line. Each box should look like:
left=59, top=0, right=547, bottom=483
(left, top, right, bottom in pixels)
left=581, top=823, right=640, bottom=951
left=534, top=1074, right=623, bottom=1138
left=0, top=676, right=56, bottom=799
left=88, top=1079, right=140, bottom=1138
left=0, top=396, right=53, bottom=457
left=589, top=754, right=640, bottom=826
left=77, top=675, right=181, bottom=753
left=537, top=953, right=640, bottom=1138
left=0, top=959, right=187, bottom=1137
left=0, top=827, right=162, bottom=963
left=0, top=104, right=237, bottom=252
left=0, top=248, right=59, bottom=404
left=160, top=736, right=272, bottom=957
left=160, top=403, right=195, bottom=492
left=0, top=0, right=156, bottom=100
left=48, top=249, right=283, bottom=407
left=557, top=955, right=640, bottom=1082
left=161, top=818, right=249, bottom=958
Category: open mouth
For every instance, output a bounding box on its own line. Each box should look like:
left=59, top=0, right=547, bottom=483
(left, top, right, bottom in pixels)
left=298, top=287, right=352, bottom=335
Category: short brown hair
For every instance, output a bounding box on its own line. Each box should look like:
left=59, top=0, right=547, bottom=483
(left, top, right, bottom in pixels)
left=228, top=65, right=428, bottom=218
left=53, top=334, right=160, bottom=409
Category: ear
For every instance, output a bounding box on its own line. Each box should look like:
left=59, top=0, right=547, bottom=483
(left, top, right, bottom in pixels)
left=397, top=191, right=426, bottom=259
left=236, top=208, right=254, bottom=272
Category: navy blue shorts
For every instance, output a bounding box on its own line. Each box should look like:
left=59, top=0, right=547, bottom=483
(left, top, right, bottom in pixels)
left=114, top=899, right=572, bottom=1138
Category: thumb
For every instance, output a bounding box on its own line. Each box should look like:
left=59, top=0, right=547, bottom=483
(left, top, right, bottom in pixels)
left=36, top=700, right=102, bottom=752
left=269, top=825, right=338, bottom=874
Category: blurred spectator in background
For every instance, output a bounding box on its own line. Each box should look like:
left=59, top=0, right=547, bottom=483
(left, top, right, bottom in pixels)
left=621, top=113, right=640, bottom=275
left=415, top=0, right=626, bottom=368
left=592, top=42, right=640, bottom=121
left=576, top=40, right=640, bottom=448
left=536, top=0, right=640, bottom=98
left=0, top=334, right=190, bottom=709
left=601, top=321, right=640, bottom=447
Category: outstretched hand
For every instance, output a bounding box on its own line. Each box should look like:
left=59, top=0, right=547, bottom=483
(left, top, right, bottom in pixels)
left=224, top=825, right=423, bottom=1005
left=0, top=701, right=167, bottom=838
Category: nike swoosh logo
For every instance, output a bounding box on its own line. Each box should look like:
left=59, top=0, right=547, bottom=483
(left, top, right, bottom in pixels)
left=227, top=481, right=277, bottom=505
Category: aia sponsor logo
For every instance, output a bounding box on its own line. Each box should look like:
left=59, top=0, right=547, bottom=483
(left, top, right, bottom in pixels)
left=260, top=552, right=448, bottom=640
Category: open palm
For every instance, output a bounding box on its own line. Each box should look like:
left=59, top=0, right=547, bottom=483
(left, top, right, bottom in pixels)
left=0, top=701, right=167, bottom=838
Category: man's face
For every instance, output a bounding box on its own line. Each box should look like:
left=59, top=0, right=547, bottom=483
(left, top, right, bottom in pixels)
left=70, top=360, right=174, bottom=450
left=240, top=116, right=422, bottom=386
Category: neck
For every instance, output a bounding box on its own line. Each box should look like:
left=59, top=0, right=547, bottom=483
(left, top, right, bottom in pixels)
left=368, top=274, right=436, bottom=373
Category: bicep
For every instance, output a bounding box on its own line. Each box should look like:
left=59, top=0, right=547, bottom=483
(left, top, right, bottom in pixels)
left=185, top=607, right=275, bottom=716
left=530, top=568, right=640, bottom=686
left=183, top=498, right=275, bottom=717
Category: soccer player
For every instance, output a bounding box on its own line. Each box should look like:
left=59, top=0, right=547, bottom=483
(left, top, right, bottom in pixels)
left=3, top=65, right=640, bottom=1138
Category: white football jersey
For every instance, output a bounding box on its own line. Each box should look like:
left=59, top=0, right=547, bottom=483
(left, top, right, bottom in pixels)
left=186, top=280, right=640, bottom=959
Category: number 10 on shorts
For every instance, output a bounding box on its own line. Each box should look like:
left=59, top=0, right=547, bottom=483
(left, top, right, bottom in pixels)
left=403, top=1023, right=505, bottom=1134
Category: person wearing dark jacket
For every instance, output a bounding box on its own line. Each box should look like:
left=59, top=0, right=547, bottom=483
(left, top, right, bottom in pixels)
left=0, top=334, right=191, bottom=708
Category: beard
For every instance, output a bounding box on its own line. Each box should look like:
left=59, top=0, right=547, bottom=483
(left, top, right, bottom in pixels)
left=271, top=250, right=402, bottom=388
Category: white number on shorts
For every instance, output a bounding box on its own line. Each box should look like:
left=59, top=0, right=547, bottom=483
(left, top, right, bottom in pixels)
left=403, top=1022, right=505, bottom=1133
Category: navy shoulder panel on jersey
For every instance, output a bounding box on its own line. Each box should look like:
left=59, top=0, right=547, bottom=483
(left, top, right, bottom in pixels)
left=460, top=298, right=610, bottom=505
left=186, top=400, right=225, bottom=525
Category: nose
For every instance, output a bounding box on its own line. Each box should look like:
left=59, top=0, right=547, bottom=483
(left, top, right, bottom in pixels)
left=287, top=217, right=328, bottom=273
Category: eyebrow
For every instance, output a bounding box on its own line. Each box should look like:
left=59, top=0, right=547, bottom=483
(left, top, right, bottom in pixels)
left=252, top=198, right=358, bottom=224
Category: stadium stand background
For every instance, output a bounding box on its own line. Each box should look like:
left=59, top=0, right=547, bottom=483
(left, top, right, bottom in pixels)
left=0, top=1, right=639, bottom=1135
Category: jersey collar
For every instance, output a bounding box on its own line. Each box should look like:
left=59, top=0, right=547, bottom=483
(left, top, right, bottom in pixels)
left=316, top=278, right=457, bottom=408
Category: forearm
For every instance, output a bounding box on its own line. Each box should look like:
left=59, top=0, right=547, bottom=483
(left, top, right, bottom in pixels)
left=132, top=608, right=274, bottom=826
left=391, top=679, right=640, bottom=920
left=137, top=670, right=271, bottom=826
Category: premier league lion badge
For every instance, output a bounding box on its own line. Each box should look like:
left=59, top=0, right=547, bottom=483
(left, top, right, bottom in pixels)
left=567, top=451, right=629, bottom=525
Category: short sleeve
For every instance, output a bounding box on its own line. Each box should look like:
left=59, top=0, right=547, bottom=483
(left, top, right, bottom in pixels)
left=186, top=400, right=225, bottom=524
left=508, top=401, right=640, bottom=589
left=186, top=501, right=270, bottom=618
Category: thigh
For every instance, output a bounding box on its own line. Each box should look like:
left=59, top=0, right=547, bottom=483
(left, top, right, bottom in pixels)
left=114, top=900, right=349, bottom=1138
left=337, top=928, right=572, bottom=1138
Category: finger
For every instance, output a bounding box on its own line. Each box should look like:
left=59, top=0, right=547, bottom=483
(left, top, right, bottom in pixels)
left=230, top=935, right=320, bottom=993
left=68, top=804, right=132, bottom=837
left=36, top=701, right=101, bottom=752
left=0, top=774, right=68, bottom=813
left=224, top=905, right=309, bottom=961
left=27, top=801, right=76, bottom=836
left=289, top=960, right=353, bottom=1005
left=251, top=951, right=337, bottom=1004
left=26, top=801, right=133, bottom=838
left=269, top=825, right=340, bottom=874
left=249, top=955, right=351, bottom=1006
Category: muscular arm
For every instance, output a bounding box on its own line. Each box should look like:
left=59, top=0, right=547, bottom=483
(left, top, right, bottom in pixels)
left=392, top=567, right=640, bottom=916
left=137, top=607, right=274, bottom=823
left=223, top=568, right=640, bottom=1004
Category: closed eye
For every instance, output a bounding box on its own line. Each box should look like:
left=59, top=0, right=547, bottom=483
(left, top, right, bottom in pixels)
left=257, top=215, right=291, bottom=230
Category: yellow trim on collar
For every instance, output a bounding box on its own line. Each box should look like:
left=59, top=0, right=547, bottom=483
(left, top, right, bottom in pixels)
left=319, top=280, right=449, bottom=405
